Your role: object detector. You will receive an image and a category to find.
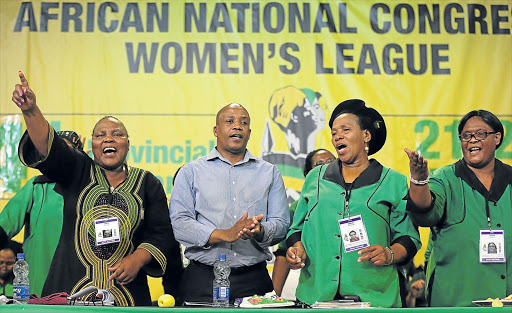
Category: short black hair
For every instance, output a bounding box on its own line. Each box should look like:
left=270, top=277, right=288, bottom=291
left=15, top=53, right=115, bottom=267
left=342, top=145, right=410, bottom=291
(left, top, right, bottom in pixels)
left=458, top=110, right=504, bottom=149
left=1, top=240, right=23, bottom=255
left=92, top=116, right=129, bottom=137
left=304, top=149, right=330, bottom=177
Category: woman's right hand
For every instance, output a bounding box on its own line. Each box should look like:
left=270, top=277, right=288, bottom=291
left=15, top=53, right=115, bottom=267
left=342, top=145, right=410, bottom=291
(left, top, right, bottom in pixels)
left=404, top=148, right=429, bottom=181
left=12, top=71, right=37, bottom=112
left=286, top=241, right=307, bottom=269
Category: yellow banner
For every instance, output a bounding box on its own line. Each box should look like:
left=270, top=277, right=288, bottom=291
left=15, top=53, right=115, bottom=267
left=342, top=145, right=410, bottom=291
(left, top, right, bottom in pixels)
left=2, top=0, right=511, bottom=194
left=1, top=1, right=511, bottom=265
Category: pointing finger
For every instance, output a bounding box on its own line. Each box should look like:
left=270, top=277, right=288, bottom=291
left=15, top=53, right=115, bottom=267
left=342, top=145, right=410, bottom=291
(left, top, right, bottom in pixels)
left=19, top=71, right=30, bottom=92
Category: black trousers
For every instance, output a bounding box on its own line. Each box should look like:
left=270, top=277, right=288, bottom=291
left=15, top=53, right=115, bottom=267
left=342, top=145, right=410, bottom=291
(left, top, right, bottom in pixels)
left=180, top=260, right=273, bottom=304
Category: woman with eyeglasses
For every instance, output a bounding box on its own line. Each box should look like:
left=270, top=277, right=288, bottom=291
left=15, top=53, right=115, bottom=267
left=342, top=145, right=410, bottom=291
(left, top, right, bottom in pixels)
left=286, top=99, right=421, bottom=307
left=405, top=110, right=512, bottom=307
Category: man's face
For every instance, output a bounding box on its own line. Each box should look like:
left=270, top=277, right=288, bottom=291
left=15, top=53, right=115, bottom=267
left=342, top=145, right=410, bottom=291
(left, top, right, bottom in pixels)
left=0, top=249, right=15, bottom=279
left=214, top=105, right=251, bottom=157
left=91, top=118, right=130, bottom=171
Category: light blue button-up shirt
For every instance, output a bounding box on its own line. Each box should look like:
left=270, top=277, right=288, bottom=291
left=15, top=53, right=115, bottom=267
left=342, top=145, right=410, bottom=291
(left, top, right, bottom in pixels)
left=169, top=148, right=289, bottom=267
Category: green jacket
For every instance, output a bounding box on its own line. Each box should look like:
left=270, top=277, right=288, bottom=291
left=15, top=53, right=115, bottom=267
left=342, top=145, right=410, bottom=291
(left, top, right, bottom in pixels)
left=407, top=159, right=512, bottom=307
left=0, top=279, right=13, bottom=297
left=0, top=176, right=63, bottom=297
left=287, top=159, right=421, bottom=307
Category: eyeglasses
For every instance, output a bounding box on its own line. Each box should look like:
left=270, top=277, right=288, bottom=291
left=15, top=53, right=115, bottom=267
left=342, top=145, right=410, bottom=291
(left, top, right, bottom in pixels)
left=0, top=261, right=14, bottom=266
left=459, top=131, right=496, bottom=142
left=313, top=158, right=336, bottom=167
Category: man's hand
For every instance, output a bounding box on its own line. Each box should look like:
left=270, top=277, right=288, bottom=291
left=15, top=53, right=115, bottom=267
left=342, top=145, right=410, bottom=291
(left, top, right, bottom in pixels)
left=108, top=249, right=151, bottom=285
left=286, top=241, right=307, bottom=269
left=238, top=214, right=264, bottom=241
left=208, top=211, right=260, bottom=244
left=12, top=71, right=36, bottom=112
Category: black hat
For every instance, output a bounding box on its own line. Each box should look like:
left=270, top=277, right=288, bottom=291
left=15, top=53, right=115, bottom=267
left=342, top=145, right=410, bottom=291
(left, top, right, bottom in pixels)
left=57, top=131, right=83, bottom=151
left=329, top=99, right=387, bottom=155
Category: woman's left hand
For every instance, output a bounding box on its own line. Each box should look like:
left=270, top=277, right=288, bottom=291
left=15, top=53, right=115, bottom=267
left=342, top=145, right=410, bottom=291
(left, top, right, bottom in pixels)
left=357, top=245, right=390, bottom=266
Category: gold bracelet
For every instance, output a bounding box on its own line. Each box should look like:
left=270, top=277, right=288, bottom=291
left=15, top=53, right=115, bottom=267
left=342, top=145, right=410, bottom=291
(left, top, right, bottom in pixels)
left=384, top=246, right=394, bottom=266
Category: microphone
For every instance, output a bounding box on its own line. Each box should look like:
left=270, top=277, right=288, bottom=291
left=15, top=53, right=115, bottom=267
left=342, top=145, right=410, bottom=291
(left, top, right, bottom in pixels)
left=68, top=286, right=98, bottom=300
left=96, top=289, right=115, bottom=306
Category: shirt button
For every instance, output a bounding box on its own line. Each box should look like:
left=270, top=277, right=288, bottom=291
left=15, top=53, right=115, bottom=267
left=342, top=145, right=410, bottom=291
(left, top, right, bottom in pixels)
left=234, top=253, right=237, bottom=257
left=232, top=181, right=235, bottom=184
left=335, top=256, right=340, bottom=260
left=234, top=215, right=237, bottom=219
left=233, top=198, right=236, bottom=201
left=336, top=234, right=341, bottom=238
left=337, top=212, right=343, bottom=215
left=497, top=223, right=502, bottom=228
left=341, top=192, right=346, bottom=196
left=501, top=275, right=506, bottom=279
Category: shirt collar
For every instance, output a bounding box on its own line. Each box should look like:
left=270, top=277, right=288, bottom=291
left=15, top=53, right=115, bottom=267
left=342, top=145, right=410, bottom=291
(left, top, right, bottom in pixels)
left=454, top=158, right=512, bottom=202
left=206, top=147, right=257, bottom=165
left=323, top=158, right=383, bottom=188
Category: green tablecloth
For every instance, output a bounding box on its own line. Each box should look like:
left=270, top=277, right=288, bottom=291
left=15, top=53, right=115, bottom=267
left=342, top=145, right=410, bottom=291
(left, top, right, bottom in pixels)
left=1, top=305, right=511, bottom=312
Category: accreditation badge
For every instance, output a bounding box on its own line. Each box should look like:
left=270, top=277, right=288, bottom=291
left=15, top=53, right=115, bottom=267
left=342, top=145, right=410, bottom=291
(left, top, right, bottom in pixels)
left=339, top=214, right=370, bottom=253
left=95, top=217, right=121, bottom=246
left=479, top=230, right=505, bottom=263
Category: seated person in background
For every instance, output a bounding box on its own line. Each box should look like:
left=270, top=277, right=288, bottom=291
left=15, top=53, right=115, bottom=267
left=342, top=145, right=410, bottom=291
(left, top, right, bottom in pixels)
left=0, top=131, right=84, bottom=297
left=11, top=72, right=178, bottom=306
left=405, top=110, right=512, bottom=307
left=406, top=274, right=426, bottom=308
left=401, top=261, right=426, bottom=308
left=170, top=103, right=289, bottom=303
left=286, top=99, right=421, bottom=307
left=272, top=149, right=335, bottom=296
left=160, top=167, right=185, bottom=305
left=0, top=241, right=22, bottom=298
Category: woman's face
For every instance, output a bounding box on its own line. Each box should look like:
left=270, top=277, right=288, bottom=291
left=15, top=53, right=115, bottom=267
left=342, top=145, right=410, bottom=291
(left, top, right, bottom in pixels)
left=460, top=116, right=501, bottom=169
left=0, top=249, right=15, bottom=279
left=91, top=118, right=129, bottom=171
left=311, top=150, right=335, bottom=168
left=331, top=113, right=370, bottom=164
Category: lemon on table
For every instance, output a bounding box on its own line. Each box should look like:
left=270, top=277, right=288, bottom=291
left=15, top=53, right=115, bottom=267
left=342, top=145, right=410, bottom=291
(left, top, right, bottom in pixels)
left=492, top=298, right=503, bottom=307
left=158, top=294, right=175, bottom=307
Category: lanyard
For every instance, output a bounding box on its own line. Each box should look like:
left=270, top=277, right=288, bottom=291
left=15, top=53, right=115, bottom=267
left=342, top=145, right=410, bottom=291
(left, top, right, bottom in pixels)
left=343, top=184, right=353, bottom=220
left=485, top=196, right=494, bottom=230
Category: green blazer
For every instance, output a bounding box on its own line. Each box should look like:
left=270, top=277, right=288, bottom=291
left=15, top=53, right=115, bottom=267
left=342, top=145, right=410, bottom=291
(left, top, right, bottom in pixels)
left=408, top=159, right=512, bottom=307
left=287, top=159, right=421, bottom=307
left=0, top=176, right=63, bottom=297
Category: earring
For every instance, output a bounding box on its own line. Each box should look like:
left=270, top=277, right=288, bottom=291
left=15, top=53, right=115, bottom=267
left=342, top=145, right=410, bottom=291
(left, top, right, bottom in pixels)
left=364, top=142, right=369, bottom=153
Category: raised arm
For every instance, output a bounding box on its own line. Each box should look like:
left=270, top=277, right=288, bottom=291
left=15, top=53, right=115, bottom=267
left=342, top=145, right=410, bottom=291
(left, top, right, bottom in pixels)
left=12, top=71, right=49, bottom=156
left=404, top=148, right=432, bottom=209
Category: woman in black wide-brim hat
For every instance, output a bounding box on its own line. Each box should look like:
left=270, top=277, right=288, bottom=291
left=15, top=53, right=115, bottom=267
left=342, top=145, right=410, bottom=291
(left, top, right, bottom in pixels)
left=286, top=99, right=421, bottom=307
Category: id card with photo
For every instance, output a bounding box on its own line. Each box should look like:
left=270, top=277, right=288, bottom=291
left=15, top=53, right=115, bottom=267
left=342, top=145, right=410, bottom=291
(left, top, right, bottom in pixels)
left=479, top=230, right=505, bottom=263
left=95, top=217, right=121, bottom=246
left=339, top=215, right=370, bottom=253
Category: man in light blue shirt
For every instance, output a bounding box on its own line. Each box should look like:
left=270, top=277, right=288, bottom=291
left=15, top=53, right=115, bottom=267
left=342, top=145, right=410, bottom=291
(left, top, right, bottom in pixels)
left=169, top=103, right=289, bottom=303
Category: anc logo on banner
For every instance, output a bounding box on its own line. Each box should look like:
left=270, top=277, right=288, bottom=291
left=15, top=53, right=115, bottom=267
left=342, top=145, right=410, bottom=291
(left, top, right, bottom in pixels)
left=260, top=86, right=327, bottom=204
